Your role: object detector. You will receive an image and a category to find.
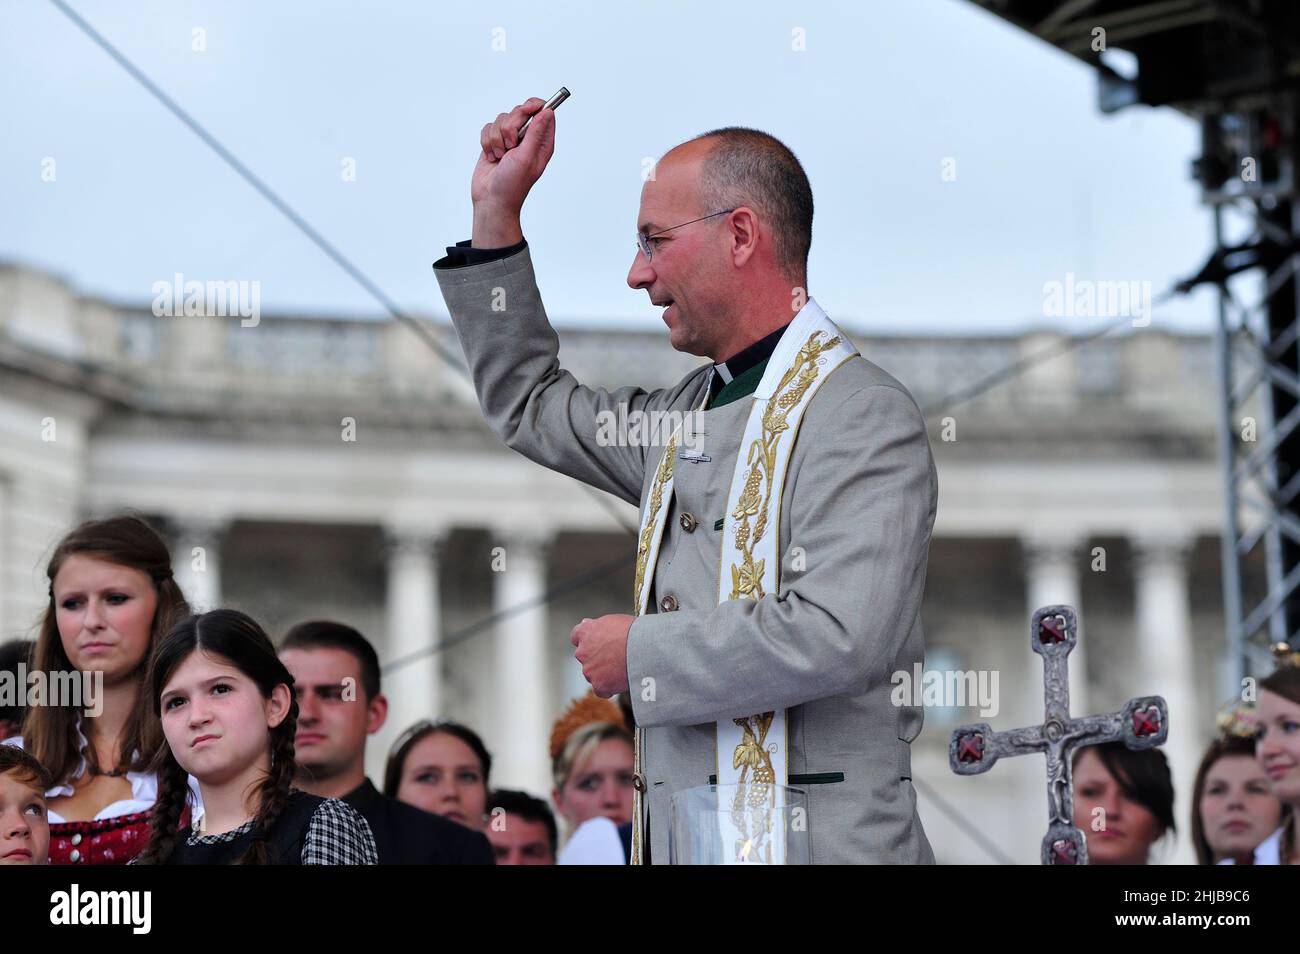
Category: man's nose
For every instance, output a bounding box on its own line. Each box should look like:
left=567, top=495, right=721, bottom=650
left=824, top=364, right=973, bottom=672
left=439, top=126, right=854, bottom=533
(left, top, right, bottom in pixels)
left=627, top=248, right=654, bottom=289
left=297, top=694, right=319, bottom=723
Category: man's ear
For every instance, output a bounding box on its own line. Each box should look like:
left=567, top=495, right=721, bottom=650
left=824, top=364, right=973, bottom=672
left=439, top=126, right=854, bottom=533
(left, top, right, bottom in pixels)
left=728, top=206, right=761, bottom=267
left=366, top=693, right=389, bottom=735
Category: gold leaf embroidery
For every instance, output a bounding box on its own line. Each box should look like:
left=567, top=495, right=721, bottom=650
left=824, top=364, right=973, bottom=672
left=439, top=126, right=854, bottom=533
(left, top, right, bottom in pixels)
left=724, top=330, right=841, bottom=862
left=632, top=432, right=679, bottom=611
left=730, top=712, right=778, bottom=862
left=727, top=331, right=840, bottom=603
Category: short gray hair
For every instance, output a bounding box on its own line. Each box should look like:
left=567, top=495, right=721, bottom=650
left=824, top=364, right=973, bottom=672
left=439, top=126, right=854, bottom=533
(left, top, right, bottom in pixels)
left=684, top=127, right=813, bottom=283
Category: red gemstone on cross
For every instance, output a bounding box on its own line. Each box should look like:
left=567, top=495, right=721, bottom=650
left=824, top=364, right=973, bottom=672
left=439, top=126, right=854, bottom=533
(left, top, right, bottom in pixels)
left=1039, top=616, right=1066, bottom=643
left=1051, top=839, right=1078, bottom=864
left=957, top=733, right=984, bottom=763
left=1132, top=706, right=1161, bottom=737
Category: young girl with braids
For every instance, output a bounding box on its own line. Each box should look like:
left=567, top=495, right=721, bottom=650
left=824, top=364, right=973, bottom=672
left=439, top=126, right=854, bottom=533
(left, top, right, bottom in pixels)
left=132, top=610, right=376, bottom=864
left=2, top=515, right=197, bottom=864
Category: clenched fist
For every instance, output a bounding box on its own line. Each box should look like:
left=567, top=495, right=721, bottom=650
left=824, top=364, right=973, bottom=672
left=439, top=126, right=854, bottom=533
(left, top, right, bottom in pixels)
left=470, top=97, right=557, bottom=248
left=571, top=614, right=634, bottom=698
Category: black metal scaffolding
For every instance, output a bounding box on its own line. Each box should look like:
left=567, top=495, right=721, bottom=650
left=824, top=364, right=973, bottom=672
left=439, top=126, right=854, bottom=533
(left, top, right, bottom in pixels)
left=967, top=0, right=1300, bottom=678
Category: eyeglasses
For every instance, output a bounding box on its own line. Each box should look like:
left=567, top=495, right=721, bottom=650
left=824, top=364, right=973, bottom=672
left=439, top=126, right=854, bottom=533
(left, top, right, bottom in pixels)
left=636, top=209, right=736, bottom=261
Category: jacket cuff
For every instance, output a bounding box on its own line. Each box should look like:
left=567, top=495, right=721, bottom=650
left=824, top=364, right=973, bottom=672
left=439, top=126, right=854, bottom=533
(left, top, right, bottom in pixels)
left=432, top=237, right=528, bottom=270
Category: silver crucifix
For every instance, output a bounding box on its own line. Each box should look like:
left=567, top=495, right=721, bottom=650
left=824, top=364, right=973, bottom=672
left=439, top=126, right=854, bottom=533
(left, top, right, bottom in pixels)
left=947, top=604, right=1168, bottom=865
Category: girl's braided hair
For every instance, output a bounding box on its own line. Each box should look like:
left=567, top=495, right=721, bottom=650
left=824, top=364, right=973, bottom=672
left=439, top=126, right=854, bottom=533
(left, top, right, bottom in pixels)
left=135, top=609, right=298, bottom=865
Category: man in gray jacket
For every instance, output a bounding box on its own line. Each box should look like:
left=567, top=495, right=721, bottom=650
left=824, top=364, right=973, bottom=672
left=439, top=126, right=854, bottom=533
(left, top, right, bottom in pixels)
left=434, top=97, right=937, bottom=864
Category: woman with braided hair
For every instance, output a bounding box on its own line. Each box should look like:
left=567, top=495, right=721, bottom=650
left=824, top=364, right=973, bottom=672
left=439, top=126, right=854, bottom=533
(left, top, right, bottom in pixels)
left=131, top=609, right=376, bottom=864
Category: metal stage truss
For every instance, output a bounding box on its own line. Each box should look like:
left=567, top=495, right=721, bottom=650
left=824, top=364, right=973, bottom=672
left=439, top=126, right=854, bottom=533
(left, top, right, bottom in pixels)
left=966, top=0, right=1300, bottom=680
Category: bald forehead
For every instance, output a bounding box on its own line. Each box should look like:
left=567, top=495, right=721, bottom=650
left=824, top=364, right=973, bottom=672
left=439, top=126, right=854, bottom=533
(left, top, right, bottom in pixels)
left=638, top=141, right=712, bottom=231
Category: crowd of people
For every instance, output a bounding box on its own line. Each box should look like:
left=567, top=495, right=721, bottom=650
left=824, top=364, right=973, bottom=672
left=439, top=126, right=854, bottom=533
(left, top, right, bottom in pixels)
left=0, top=514, right=634, bottom=865
left=0, top=513, right=1297, bottom=865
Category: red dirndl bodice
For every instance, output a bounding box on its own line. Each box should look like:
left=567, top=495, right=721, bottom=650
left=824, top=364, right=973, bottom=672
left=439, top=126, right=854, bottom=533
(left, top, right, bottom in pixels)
left=48, top=805, right=191, bottom=865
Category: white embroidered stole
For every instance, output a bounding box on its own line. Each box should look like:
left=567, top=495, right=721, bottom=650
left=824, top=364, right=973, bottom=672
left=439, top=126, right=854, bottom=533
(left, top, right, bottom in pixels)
left=629, top=299, right=858, bottom=864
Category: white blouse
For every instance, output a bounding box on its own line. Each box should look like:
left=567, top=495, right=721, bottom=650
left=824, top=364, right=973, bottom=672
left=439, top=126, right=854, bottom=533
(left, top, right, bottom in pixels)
left=1251, top=825, right=1283, bottom=865
left=3, top=717, right=203, bottom=827
left=1215, top=824, right=1285, bottom=865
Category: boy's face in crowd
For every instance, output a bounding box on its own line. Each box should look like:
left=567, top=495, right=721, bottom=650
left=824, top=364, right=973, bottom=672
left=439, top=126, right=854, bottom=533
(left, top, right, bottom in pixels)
left=280, top=647, right=384, bottom=782
left=0, top=772, right=49, bottom=865
left=487, top=811, right=554, bottom=865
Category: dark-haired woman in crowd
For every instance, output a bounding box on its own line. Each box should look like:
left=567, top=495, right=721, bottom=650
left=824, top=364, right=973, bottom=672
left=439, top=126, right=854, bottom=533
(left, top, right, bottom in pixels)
left=1190, top=705, right=1281, bottom=864
left=1071, top=741, right=1175, bottom=864
left=2, top=515, right=197, bottom=864
left=132, top=609, right=376, bottom=864
left=384, top=719, right=490, bottom=832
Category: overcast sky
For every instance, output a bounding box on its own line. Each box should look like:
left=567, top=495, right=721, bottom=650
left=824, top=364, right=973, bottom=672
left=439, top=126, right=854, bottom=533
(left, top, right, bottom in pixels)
left=2, top=0, right=1221, bottom=336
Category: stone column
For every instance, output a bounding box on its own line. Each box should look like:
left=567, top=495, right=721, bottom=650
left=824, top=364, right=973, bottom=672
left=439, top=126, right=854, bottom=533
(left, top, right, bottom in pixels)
left=1132, top=530, right=1198, bottom=866
left=172, top=518, right=226, bottom=613
left=0, top=475, right=11, bottom=642
left=490, top=529, right=553, bottom=798
left=1021, top=530, right=1089, bottom=716
left=383, top=528, right=447, bottom=741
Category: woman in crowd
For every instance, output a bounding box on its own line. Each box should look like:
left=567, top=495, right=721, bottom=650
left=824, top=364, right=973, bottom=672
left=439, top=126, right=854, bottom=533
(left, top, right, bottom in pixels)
left=1190, top=704, right=1281, bottom=864
left=2, top=515, right=196, bottom=864
left=1071, top=740, right=1175, bottom=864
left=383, top=719, right=491, bottom=832
left=549, top=691, right=634, bottom=864
left=1253, top=651, right=1300, bottom=865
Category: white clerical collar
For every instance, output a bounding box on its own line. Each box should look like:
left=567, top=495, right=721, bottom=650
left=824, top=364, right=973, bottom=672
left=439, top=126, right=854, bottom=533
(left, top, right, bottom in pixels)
left=710, top=297, right=831, bottom=395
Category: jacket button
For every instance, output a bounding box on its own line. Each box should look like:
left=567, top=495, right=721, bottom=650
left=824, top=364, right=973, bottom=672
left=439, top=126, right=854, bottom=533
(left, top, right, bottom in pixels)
left=71, top=833, right=82, bottom=846
left=69, top=849, right=81, bottom=863
left=660, top=594, right=679, bottom=613
left=633, top=773, right=647, bottom=793
left=678, top=512, right=698, bottom=533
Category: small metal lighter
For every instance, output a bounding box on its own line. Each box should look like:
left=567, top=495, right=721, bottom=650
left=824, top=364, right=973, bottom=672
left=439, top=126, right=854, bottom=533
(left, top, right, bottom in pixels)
left=518, top=87, right=570, bottom=141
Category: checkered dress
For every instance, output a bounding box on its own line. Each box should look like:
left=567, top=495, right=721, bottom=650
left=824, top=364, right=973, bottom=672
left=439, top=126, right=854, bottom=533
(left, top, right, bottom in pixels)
left=130, top=795, right=378, bottom=865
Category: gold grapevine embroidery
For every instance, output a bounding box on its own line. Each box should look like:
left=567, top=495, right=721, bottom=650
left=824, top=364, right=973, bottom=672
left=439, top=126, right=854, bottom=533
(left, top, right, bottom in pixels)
left=633, top=432, right=679, bottom=611
left=725, top=330, right=841, bottom=857
left=728, top=331, right=841, bottom=601
left=731, top=712, right=777, bottom=862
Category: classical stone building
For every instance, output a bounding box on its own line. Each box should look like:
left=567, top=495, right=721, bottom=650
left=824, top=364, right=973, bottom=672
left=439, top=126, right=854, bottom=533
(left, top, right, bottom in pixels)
left=0, top=261, right=1259, bottom=863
